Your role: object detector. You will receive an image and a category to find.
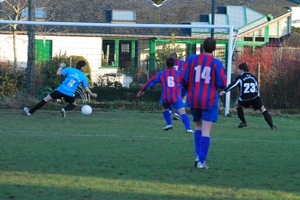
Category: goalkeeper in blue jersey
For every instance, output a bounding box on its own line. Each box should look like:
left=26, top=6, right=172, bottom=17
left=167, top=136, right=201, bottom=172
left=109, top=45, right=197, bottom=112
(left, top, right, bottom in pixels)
left=136, top=57, right=193, bottom=133
left=24, top=60, right=97, bottom=117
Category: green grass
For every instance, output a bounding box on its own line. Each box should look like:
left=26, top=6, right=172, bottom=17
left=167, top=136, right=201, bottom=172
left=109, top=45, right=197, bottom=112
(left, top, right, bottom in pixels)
left=0, top=109, right=299, bottom=200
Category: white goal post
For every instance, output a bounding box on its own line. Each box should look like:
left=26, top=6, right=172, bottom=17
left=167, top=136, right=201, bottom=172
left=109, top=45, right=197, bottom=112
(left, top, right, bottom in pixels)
left=0, top=20, right=235, bottom=116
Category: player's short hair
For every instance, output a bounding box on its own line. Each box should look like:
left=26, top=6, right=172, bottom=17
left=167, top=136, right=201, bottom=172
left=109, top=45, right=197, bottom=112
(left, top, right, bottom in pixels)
left=76, top=60, right=86, bottom=69
left=238, top=63, right=250, bottom=72
left=203, top=37, right=216, bottom=53
left=168, top=51, right=178, bottom=59
left=166, top=57, right=175, bottom=68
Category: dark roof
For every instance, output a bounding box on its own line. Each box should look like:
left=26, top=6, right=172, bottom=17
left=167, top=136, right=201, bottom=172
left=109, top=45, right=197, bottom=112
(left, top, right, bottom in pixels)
left=2, top=0, right=300, bottom=37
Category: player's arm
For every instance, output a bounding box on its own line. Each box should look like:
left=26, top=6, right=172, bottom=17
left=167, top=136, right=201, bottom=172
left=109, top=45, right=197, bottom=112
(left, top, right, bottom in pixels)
left=84, top=87, right=97, bottom=98
left=219, top=78, right=240, bottom=96
left=136, top=74, right=160, bottom=97
left=82, top=77, right=97, bottom=98
left=56, top=63, right=66, bottom=76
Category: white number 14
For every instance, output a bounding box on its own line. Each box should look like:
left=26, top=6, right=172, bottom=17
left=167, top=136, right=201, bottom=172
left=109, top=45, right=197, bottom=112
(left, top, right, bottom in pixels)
left=195, top=65, right=211, bottom=84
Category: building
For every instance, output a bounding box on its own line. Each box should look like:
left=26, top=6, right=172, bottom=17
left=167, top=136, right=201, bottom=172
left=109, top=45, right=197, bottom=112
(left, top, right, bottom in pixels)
left=0, top=0, right=299, bottom=86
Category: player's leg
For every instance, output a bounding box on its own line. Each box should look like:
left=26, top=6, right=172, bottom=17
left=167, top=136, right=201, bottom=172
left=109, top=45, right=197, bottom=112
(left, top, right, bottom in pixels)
left=162, top=103, right=172, bottom=130
left=197, top=120, right=212, bottom=169
left=177, top=107, right=193, bottom=133
left=191, top=108, right=202, bottom=167
left=260, top=105, right=277, bottom=129
left=24, top=91, right=56, bottom=115
left=195, top=102, right=218, bottom=169
left=173, top=91, right=187, bottom=120
left=170, top=104, right=180, bottom=120
left=61, top=95, right=76, bottom=117
left=174, top=100, right=193, bottom=133
left=169, top=104, right=173, bottom=114
left=236, top=100, right=247, bottom=128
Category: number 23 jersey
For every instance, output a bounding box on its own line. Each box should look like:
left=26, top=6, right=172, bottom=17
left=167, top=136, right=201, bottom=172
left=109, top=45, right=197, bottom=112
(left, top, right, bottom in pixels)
left=224, top=72, right=259, bottom=101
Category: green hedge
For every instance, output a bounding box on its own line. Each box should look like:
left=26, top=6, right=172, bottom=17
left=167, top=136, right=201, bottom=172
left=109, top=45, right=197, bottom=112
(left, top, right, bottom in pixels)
left=92, top=86, right=161, bottom=102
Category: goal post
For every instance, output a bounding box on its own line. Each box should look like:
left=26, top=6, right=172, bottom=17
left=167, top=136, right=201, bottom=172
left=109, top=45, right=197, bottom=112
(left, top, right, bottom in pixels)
left=0, top=20, right=235, bottom=115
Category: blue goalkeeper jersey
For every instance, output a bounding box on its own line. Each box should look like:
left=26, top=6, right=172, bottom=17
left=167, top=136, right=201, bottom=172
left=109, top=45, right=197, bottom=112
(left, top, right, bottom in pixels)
left=57, top=67, right=88, bottom=97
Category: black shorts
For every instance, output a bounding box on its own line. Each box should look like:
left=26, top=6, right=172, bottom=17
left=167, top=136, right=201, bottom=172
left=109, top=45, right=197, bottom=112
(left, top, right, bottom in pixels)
left=238, top=97, right=263, bottom=110
left=50, top=90, right=75, bottom=104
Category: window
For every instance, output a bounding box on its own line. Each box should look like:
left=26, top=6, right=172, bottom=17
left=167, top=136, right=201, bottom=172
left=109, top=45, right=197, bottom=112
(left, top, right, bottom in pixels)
left=21, top=8, right=46, bottom=19
left=112, top=10, right=136, bottom=23
left=121, top=44, right=130, bottom=53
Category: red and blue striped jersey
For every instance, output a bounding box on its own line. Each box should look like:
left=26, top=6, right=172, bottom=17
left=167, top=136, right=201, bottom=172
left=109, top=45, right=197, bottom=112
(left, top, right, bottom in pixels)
left=174, top=59, right=185, bottom=72
left=140, top=68, right=182, bottom=103
left=182, top=54, right=227, bottom=109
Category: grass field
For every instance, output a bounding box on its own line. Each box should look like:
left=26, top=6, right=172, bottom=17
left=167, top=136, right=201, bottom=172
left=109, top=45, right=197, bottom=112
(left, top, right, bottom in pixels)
left=0, top=108, right=299, bottom=200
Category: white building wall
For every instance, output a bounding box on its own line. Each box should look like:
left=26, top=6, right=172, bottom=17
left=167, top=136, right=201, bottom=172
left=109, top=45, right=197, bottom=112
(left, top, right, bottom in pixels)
left=0, top=34, right=28, bottom=68
left=0, top=34, right=107, bottom=83
left=34, top=35, right=102, bottom=72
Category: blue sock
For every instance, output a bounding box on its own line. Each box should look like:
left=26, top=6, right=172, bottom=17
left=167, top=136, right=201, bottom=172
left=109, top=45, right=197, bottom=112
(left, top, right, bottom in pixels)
left=163, top=110, right=172, bottom=125
left=199, top=136, right=210, bottom=163
left=169, top=105, right=173, bottom=113
left=194, top=130, right=202, bottom=159
left=181, top=113, right=191, bottom=130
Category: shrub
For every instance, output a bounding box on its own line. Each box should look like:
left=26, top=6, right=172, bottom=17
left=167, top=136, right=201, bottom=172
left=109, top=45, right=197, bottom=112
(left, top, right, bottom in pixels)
left=41, top=53, right=68, bottom=89
left=36, top=86, right=53, bottom=100
left=0, top=61, right=25, bottom=99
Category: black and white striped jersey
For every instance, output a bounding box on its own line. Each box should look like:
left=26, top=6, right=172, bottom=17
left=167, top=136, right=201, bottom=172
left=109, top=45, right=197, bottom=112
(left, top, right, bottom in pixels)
left=224, top=72, right=260, bottom=101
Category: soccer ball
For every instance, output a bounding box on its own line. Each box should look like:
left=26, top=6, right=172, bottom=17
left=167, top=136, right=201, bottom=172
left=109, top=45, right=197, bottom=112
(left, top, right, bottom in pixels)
left=81, top=105, right=92, bottom=115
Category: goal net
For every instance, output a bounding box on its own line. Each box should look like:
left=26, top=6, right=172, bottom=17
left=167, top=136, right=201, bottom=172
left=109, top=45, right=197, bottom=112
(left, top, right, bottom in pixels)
left=0, top=20, right=235, bottom=115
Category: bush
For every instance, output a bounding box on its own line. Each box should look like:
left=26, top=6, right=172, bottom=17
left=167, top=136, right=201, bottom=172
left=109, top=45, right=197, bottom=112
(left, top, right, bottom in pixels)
left=36, top=86, right=53, bottom=100
left=41, top=53, right=68, bottom=89
left=0, top=61, right=25, bottom=99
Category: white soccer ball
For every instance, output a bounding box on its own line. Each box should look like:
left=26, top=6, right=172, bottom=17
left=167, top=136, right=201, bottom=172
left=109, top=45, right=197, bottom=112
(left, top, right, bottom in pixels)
left=81, top=105, right=92, bottom=115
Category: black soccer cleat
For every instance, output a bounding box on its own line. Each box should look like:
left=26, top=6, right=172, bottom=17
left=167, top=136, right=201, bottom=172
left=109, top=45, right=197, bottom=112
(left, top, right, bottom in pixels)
left=271, top=125, right=277, bottom=130
left=238, top=122, right=247, bottom=128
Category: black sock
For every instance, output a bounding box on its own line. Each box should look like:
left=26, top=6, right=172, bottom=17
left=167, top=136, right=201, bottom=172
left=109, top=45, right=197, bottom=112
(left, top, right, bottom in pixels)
left=30, top=100, right=46, bottom=114
left=64, top=104, right=76, bottom=111
left=263, top=110, right=273, bottom=127
left=237, top=107, right=246, bottom=123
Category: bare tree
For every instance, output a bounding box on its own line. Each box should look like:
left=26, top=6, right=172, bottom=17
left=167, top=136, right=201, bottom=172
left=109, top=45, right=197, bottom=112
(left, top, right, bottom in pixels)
left=0, top=0, right=28, bottom=72
left=0, top=0, right=51, bottom=73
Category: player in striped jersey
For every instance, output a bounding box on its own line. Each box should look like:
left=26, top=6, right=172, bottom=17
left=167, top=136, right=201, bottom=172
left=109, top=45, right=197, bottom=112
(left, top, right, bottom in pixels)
left=137, top=57, right=193, bottom=133
left=219, top=62, right=277, bottom=129
left=182, top=37, right=227, bottom=169
left=168, top=51, right=188, bottom=120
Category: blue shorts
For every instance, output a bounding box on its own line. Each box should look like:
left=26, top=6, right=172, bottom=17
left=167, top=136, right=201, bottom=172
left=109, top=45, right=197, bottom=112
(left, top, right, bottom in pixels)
left=160, top=98, right=185, bottom=110
left=191, top=103, right=219, bottom=122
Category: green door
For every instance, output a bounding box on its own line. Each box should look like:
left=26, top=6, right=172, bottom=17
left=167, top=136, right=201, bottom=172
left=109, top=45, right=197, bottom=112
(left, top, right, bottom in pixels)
left=36, top=39, right=52, bottom=62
